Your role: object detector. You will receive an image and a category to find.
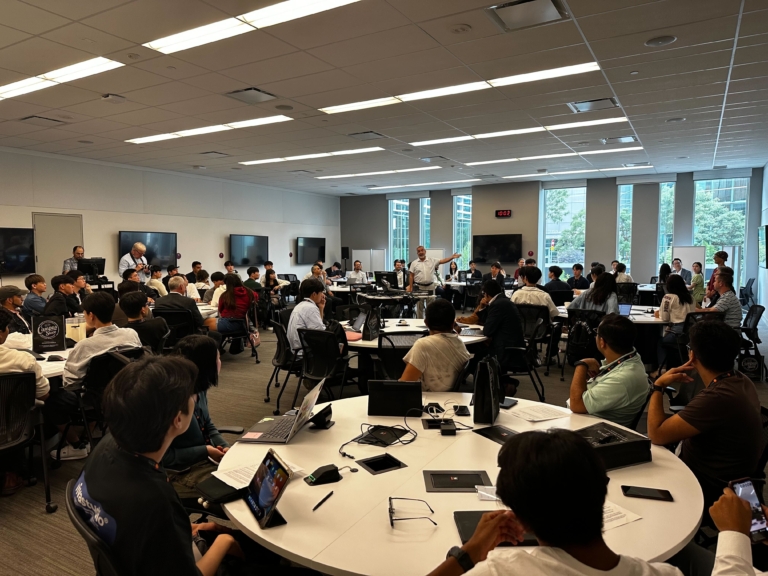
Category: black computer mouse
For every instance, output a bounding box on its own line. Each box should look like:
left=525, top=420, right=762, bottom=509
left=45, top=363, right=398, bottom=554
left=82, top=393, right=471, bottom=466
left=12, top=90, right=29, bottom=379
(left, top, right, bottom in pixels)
left=47, top=355, right=65, bottom=362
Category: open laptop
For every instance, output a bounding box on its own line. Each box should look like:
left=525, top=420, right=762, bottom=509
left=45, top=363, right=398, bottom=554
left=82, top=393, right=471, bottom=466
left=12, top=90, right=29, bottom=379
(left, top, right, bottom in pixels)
left=344, top=311, right=367, bottom=333
left=618, top=303, right=632, bottom=316
left=240, top=380, right=325, bottom=443
left=368, top=380, right=422, bottom=416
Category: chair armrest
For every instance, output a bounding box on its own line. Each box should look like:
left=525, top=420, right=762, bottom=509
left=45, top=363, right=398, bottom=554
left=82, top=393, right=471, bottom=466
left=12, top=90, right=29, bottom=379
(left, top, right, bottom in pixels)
left=342, top=353, right=359, bottom=361
left=369, top=353, right=380, bottom=362
left=218, top=426, right=245, bottom=435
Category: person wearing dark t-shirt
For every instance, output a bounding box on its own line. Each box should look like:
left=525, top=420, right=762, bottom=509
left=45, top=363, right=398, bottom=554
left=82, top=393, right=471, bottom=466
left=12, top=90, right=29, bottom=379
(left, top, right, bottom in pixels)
left=567, top=264, right=591, bottom=290
left=120, top=291, right=168, bottom=351
left=647, top=320, right=762, bottom=511
left=43, top=275, right=77, bottom=318
left=543, top=265, right=570, bottom=293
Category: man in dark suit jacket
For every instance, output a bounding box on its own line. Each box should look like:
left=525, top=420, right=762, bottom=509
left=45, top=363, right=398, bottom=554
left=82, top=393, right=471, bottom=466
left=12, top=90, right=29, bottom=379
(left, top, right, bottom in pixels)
left=154, top=277, right=222, bottom=347
left=543, top=266, right=571, bottom=293
left=185, top=261, right=202, bottom=285
left=482, top=262, right=506, bottom=288
left=467, top=261, right=483, bottom=280
left=119, top=292, right=169, bottom=351
left=43, top=275, right=77, bottom=318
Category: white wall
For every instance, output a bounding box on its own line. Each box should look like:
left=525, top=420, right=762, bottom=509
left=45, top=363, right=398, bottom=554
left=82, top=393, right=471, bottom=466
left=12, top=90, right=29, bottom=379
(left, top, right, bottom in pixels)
left=0, top=148, right=340, bottom=287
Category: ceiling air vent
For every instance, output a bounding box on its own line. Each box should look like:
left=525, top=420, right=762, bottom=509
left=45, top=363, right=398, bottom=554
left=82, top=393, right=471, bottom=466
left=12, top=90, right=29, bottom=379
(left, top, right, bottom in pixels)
left=487, top=0, right=568, bottom=32
left=20, top=115, right=66, bottom=127
left=600, top=136, right=637, bottom=145
left=567, top=98, right=618, bottom=114
left=200, top=151, right=230, bottom=158
left=348, top=131, right=385, bottom=141
left=226, top=87, right=277, bottom=104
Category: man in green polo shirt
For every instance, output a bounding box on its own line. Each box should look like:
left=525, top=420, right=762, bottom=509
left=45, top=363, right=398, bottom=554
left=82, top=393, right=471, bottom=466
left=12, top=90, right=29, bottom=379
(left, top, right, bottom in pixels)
left=243, top=266, right=260, bottom=290
left=568, top=314, right=650, bottom=428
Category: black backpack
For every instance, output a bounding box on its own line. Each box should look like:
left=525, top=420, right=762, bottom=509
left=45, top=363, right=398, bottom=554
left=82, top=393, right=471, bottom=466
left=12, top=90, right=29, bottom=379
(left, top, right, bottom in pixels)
left=567, top=320, right=597, bottom=365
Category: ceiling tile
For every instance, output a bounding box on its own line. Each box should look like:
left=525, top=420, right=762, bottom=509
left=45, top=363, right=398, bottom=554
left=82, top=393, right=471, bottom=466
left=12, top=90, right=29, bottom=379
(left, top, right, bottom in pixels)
left=182, top=72, right=250, bottom=93
left=0, top=23, right=31, bottom=50
left=0, top=99, right=51, bottom=120
left=158, top=93, right=248, bottom=115
left=416, top=8, right=504, bottom=46
left=605, top=50, right=733, bottom=82
left=42, top=22, right=135, bottom=55
left=343, top=47, right=463, bottom=83
left=385, top=0, right=500, bottom=22
left=259, top=69, right=364, bottom=99
left=68, top=66, right=171, bottom=94
left=0, top=37, right=95, bottom=75
left=22, top=0, right=134, bottom=19
left=731, top=61, right=768, bottom=81
left=133, top=55, right=211, bottom=80
left=0, top=135, right=42, bottom=146
left=0, top=120, right=46, bottom=136
left=291, top=84, right=395, bottom=109
left=740, top=9, right=768, bottom=36
left=18, top=127, right=84, bottom=142
left=220, top=51, right=334, bottom=86
left=14, top=83, right=98, bottom=108
left=612, top=68, right=729, bottom=97
left=123, top=80, right=213, bottom=106
left=82, top=0, right=228, bottom=44
left=371, top=66, right=483, bottom=97
left=470, top=45, right=596, bottom=81
left=174, top=30, right=297, bottom=71
left=62, top=98, right=148, bottom=118
left=568, top=0, right=661, bottom=17
left=64, top=118, right=133, bottom=134
left=0, top=0, right=71, bottom=34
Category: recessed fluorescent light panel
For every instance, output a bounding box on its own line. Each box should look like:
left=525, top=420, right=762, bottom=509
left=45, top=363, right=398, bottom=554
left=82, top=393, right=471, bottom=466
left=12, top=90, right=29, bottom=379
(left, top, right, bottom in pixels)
left=239, top=0, right=361, bottom=28
left=579, top=146, right=644, bottom=155
left=474, top=127, right=546, bottom=139
left=321, top=62, right=600, bottom=114
left=410, top=136, right=474, bottom=146
left=315, top=166, right=441, bottom=180
left=126, top=115, right=292, bottom=144
left=240, top=147, right=384, bottom=166
left=503, top=166, right=654, bottom=179
left=369, top=179, right=481, bottom=190
left=545, top=117, right=629, bottom=131
left=0, top=57, right=123, bottom=100
left=466, top=146, right=643, bottom=166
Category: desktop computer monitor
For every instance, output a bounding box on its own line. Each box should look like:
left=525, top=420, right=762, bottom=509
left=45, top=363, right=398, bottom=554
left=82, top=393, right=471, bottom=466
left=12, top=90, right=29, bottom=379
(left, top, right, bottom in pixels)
left=374, top=271, right=397, bottom=289
left=77, top=258, right=106, bottom=282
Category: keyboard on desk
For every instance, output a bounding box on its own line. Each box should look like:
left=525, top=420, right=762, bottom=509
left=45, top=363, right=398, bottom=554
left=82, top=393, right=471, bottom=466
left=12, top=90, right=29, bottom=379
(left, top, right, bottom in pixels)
left=262, top=417, right=295, bottom=440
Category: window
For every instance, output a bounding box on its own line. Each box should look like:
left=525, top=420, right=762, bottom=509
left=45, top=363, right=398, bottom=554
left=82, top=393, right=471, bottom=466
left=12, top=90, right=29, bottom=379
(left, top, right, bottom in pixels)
left=453, top=195, right=472, bottom=270
left=617, top=185, right=632, bottom=273
left=694, top=178, right=749, bottom=286
left=389, top=199, right=409, bottom=265
left=543, top=187, right=586, bottom=274
left=658, top=182, right=675, bottom=270
left=420, top=197, right=431, bottom=248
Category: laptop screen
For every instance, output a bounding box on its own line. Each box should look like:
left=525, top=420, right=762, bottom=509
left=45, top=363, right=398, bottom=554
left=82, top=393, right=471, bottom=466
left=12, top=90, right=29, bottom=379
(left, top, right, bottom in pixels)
left=351, top=311, right=367, bottom=331
left=618, top=304, right=632, bottom=316
left=246, top=449, right=291, bottom=528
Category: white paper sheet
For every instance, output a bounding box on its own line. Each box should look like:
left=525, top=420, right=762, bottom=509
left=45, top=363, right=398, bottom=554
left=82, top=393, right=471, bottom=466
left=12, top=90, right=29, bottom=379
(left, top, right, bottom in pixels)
left=603, top=500, right=642, bottom=531
left=509, top=404, right=571, bottom=422
left=213, top=459, right=304, bottom=490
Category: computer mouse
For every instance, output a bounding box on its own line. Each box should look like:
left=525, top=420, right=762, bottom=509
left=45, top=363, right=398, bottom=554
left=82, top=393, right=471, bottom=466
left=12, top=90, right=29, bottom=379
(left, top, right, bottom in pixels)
left=47, top=355, right=65, bottom=362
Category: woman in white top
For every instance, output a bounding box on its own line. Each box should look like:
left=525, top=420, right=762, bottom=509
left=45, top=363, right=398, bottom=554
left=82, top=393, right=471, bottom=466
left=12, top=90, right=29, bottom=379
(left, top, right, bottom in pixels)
left=613, top=262, right=633, bottom=283
left=146, top=265, right=168, bottom=297
left=654, top=274, right=696, bottom=371
left=194, top=269, right=211, bottom=291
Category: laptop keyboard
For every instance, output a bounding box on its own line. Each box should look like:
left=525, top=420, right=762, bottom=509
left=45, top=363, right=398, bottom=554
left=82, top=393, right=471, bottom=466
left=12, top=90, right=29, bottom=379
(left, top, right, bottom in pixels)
left=384, top=334, right=424, bottom=347
left=460, top=328, right=483, bottom=337
left=262, top=417, right=294, bottom=440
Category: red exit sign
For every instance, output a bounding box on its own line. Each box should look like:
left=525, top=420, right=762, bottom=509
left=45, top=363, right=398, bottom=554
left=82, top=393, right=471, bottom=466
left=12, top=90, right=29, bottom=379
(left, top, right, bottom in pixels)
left=495, top=209, right=512, bottom=218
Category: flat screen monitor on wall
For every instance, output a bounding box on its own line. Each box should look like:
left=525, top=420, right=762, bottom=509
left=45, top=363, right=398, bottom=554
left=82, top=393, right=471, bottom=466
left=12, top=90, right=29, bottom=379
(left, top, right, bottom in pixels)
left=118, top=231, right=177, bottom=268
left=230, top=234, right=269, bottom=267
left=297, top=237, right=325, bottom=265
left=760, top=226, right=766, bottom=269
left=0, top=227, right=35, bottom=274
left=472, top=234, right=523, bottom=264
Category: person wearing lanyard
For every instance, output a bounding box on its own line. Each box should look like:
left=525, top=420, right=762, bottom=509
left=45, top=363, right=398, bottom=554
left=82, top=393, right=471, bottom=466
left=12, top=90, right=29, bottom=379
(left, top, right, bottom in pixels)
left=118, top=242, right=149, bottom=282
left=406, top=245, right=461, bottom=318
left=567, top=314, right=649, bottom=428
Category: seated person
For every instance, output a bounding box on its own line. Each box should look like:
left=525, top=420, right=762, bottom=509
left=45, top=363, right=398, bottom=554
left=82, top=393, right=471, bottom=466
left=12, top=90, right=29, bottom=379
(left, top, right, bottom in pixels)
left=511, top=266, right=559, bottom=320
left=346, top=260, right=368, bottom=284
left=224, top=260, right=239, bottom=276
left=120, top=291, right=169, bottom=351
left=310, top=264, right=340, bottom=317
left=482, top=262, right=505, bottom=287
left=183, top=276, right=201, bottom=302
left=569, top=272, right=619, bottom=315
left=425, top=429, right=683, bottom=576
left=325, top=262, right=343, bottom=280
left=43, top=275, right=77, bottom=318
left=647, top=320, right=762, bottom=511
left=215, top=274, right=255, bottom=335
left=610, top=259, right=619, bottom=274
left=114, top=280, right=148, bottom=327
left=0, top=285, right=31, bottom=337
left=467, top=260, right=482, bottom=280
left=568, top=314, right=649, bottom=428
left=654, top=274, right=696, bottom=371
left=393, top=259, right=407, bottom=289
left=146, top=265, right=168, bottom=297
left=263, top=269, right=284, bottom=306
left=162, top=264, right=178, bottom=291
left=480, top=280, right=525, bottom=391
left=195, top=269, right=211, bottom=292
left=122, top=268, right=157, bottom=300
left=66, top=269, right=92, bottom=311
left=0, top=308, right=51, bottom=493
left=163, top=335, right=229, bottom=474
left=614, top=262, right=634, bottom=283
left=287, top=279, right=326, bottom=354
left=567, top=263, right=590, bottom=290
left=697, top=266, right=742, bottom=328
left=73, top=356, right=250, bottom=576
left=543, top=266, right=570, bottom=293
left=303, top=260, right=327, bottom=282
left=185, top=261, right=202, bottom=285
left=203, top=271, right=225, bottom=303
left=400, top=299, right=471, bottom=392
left=243, top=266, right=260, bottom=290
left=22, top=274, right=47, bottom=318
left=260, top=261, right=290, bottom=288
left=155, top=276, right=218, bottom=333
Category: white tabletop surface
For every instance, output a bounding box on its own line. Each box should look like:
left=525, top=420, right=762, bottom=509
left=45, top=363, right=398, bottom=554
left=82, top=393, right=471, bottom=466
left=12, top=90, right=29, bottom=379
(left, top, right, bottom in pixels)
left=331, top=285, right=381, bottom=294
left=558, top=305, right=669, bottom=325
left=344, top=318, right=487, bottom=348
left=221, top=394, right=702, bottom=575
left=37, top=348, right=71, bottom=378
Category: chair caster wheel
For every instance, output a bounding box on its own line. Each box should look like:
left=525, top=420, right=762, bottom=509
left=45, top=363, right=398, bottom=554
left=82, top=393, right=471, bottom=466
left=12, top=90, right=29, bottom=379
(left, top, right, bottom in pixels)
left=275, top=383, right=280, bottom=388
left=46, top=503, right=58, bottom=514
left=264, top=397, right=270, bottom=403
left=273, top=410, right=280, bottom=416
left=28, top=477, right=37, bottom=487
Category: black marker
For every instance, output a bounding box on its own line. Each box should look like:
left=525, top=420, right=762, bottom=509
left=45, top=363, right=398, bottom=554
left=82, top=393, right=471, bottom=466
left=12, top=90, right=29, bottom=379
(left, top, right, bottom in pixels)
left=313, top=491, right=334, bottom=512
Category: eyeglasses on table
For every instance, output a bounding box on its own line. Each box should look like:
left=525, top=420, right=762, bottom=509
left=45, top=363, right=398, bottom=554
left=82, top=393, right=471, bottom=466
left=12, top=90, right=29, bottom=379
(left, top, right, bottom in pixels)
left=388, top=497, right=437, bottom=527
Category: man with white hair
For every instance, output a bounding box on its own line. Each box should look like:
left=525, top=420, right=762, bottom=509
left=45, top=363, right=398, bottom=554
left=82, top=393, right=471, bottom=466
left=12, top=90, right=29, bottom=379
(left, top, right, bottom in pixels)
left=118, top=242, right=149, bottom=282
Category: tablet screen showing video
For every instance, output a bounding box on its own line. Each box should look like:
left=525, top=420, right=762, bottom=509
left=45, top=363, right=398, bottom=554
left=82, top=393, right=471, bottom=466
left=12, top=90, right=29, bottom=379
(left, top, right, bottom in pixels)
left=246, top=449, right=291, bottom=528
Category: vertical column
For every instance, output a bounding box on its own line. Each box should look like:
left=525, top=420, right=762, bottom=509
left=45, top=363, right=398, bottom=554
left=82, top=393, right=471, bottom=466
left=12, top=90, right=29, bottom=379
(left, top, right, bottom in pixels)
left=674, top=172, right=694, bottom=246
left=746, top=167, right=764, bottom=286
left=631, top=183, right=660, bottom=283
left=585, top=178, right=618, bottom=266
left=409, top=197, right=420, bottom=258
left=430, top=190, right=454, bottom=257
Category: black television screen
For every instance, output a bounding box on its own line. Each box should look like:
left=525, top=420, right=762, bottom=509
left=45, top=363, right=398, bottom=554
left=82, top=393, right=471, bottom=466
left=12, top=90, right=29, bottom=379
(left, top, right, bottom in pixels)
left=0, top=227, right=35, bottom=274
left=230, top=234, right=269, bottom=267
left=297, top=237, right=325, bottom=265
left=472, top=234, right=522, bottom=264
left=118, top=231, right=177, bottom=268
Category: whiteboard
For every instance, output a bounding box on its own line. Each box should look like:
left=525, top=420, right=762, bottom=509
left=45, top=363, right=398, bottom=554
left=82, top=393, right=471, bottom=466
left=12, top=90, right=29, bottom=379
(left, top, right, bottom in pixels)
left=671, top=246, right=706, bottom=269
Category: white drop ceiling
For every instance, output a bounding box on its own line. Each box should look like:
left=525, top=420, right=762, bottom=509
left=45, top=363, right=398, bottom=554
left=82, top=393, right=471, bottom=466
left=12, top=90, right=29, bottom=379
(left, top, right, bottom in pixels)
left=0, top=0, right=766, bottom=196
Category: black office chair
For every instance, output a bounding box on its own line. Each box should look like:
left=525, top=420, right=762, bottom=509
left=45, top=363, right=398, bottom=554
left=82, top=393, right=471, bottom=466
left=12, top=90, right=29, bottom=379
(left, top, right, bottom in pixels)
left=561, top=309, right=606, bottom=381
left=152, top=308, right=205, bottom=350
left=0, top=372, right=56, bottom=513
left=65, top=479, right=121, bottom=576
left=740, top=278, right=756, bottom=308
left=515, top=304, right=560, bottom=376
left=616, top=282, right=638, bottom=305
left=335, top=304, right=371, bottom=322
left=264, top=321, right=301, bottom=404
left=548, top=290, right=574, bottom=307
left=751, top=407, right=768, bottom=501
left=462, top=279, right=482, bottom=311
left=737, top=305, right=766, bottom=381
left=650, top=276, right=659, bottom=284
left=278, top=307, right=293, bottom=330
left=504, top=318, right=547, bottom=402
left=628, top=383, right=654, bottom=432
left=659, top=311, right=726, bottom=373
left=370, top=331, right=428, bottom=380
left=450, top=360, right=473, bottom=393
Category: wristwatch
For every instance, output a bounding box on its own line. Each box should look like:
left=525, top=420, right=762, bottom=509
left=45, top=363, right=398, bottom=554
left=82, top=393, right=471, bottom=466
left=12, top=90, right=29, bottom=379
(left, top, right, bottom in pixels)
left=446, top=546, right=475, bottom=572
left=652, top=385, right=665, bottom=394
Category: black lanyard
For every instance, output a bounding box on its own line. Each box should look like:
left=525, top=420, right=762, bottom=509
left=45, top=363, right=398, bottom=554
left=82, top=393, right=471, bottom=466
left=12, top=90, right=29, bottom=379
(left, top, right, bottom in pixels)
left=710, top=371, right=735, bottom=387
left=118, top=445, right=163, bottom=474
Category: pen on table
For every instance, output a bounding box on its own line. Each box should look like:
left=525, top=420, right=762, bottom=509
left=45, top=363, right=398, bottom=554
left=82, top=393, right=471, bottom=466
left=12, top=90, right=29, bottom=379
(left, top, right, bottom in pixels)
left=313, top=491, right=334, bottom=512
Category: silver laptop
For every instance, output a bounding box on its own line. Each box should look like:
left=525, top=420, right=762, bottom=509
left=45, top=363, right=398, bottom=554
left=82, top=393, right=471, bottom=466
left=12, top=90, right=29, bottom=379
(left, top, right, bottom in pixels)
left=240, top=380, right=325, bottom=444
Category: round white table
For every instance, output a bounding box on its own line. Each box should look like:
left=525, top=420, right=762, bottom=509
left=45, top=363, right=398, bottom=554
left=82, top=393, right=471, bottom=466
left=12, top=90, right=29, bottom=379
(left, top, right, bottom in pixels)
left=37, top=348, right=72, bottom=379
left=344, top=318, right=488, bottom=348
left=221, top=395, right=703, bottom=575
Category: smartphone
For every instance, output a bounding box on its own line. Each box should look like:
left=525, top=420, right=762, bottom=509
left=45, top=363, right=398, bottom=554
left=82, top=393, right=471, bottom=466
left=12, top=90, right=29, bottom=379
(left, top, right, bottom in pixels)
left=729, top=478, right=768, bottom=543
left=500, top=398, right=518, bottom=410
left=454, top=405, right=471, bottom=417
left=621, top=485, right=674, bottom=502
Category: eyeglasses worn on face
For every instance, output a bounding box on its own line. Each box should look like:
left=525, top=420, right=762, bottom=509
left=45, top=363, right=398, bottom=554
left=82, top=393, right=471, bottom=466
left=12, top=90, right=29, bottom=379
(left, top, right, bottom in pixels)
left=388, top=497, right=437, bottom=528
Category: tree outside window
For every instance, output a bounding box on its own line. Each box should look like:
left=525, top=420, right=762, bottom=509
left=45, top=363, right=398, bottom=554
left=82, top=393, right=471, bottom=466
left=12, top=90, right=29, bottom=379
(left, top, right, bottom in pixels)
left=658, top=183, right=675, bottom=269
left=389, top=199, right=409, bottom=264
left=544, top=188, right=587, bottom=274
left=453, top=195, right=472, bottom=270
left=618, top=185, right=632, bottom=273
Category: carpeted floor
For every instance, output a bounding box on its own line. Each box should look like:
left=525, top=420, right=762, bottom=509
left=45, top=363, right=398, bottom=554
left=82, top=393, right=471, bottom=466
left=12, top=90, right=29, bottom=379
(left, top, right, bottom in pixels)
left=2, top=320, right=768, bottom=576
